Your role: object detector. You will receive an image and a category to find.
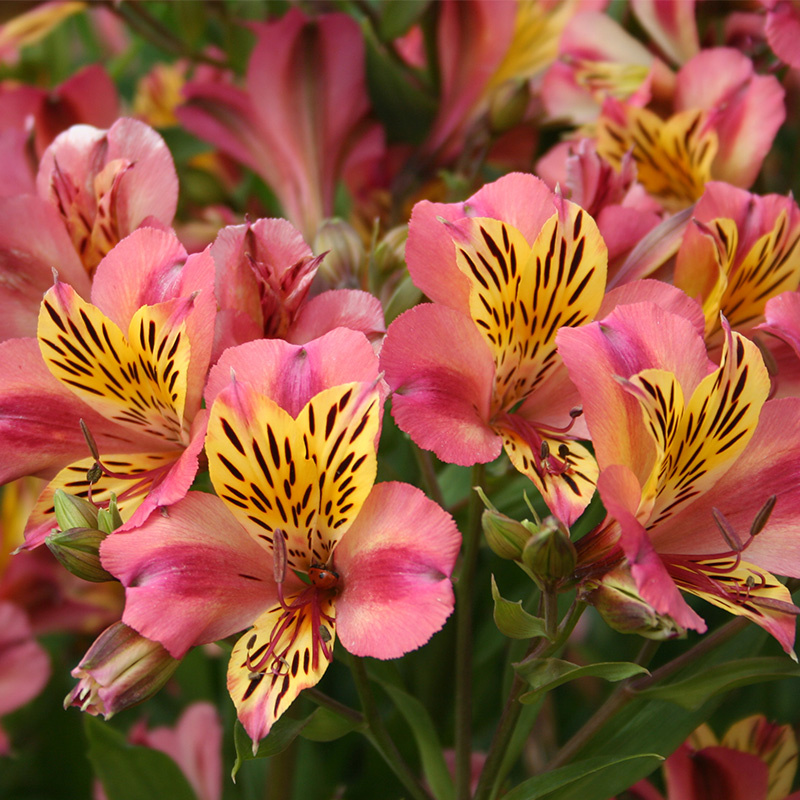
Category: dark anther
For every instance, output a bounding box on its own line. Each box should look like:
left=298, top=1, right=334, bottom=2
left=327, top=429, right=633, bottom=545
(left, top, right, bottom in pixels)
left=750, top=495, right=777, bottom=538
left=712, top=507, right=742, bottom=552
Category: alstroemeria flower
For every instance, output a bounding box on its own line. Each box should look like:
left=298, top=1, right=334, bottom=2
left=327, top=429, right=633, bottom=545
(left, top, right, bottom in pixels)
left=674, top=182, right=800, bottom=339
left=178, top=9, right=384, bottom=239
left=100, top=332, right=460, bottom=747
left=761, top=1, right=800, bottom=70
left=623, top=715, right=800, bottom=800
left=596, top=49, right=785, bottom=211
left=382, top=173, right=608, bottom=525
left=0, top=118, right=179, bottom=343
left=10, top=227, right=216, bottom=546
left=558, top=303, right=800, bottom=651
left=208, top=218, right=385, bottom=360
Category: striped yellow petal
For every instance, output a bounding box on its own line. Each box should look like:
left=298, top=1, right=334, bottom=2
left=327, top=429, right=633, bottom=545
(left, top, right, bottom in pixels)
left=38, top=283, right=192, bottom=446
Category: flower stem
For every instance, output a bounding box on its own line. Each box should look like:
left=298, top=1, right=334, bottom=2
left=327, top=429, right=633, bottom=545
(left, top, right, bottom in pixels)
left=472, top=599, right=586, bottom=800
left=304, top=687, right=365, bottom=726
left=350, top=656, right=433, bottom=800
left=412, top=443, right=446, bottom=509
left=549, top=616, right=749, bottom=769
left=454, top=464, right=486, bottom=800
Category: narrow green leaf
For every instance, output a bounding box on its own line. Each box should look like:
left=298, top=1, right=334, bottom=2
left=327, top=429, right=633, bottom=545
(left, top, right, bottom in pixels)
left=376, top=0, right=430, bottom=40
left=84, top=715, right=196, bottom=800
left=369, top=673, right=455, bottom=800
left=633, top=656, right=800, bottom=709
left=515, top=659, right=648, bottom=704
left=491, top=575, right=550, bottom=640
left=231, top=714, right=311, bottom=779
left=501, top=754, right=663, bottom=800
left=300, top=706, right=365, bottom=742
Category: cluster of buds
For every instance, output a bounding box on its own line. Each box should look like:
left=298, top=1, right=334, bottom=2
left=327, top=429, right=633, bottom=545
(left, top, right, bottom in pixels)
left=45, top=490, right=122, bottom=582
left=478, top=488, right=577, bottom=590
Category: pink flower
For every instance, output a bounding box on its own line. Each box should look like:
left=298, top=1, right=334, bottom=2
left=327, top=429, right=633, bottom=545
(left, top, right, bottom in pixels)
left=2, top=227, right=216, bottom=547
left=558, top=303, right=800, bottom=651
left=101, top=332, right=461, bottom=746
left=674, top=182, right=800, bottom=339
left=208, top=218, right=385, bottom=361
left=0, top=118, right=179, bottom=342
left=0, top=601, right=50, bottom=755
left=178, top=9, right=384, bottom=239
left=381, top=173, right=609, bottom=525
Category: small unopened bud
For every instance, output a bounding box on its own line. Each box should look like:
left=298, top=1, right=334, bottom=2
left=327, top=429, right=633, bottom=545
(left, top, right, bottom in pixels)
left=313, top=218, right=366, bottom=289
left=482, top=508, right=531, bottom=561
left=372, top=225, right=409, bottom=277
left=96, top=494, right=123, bottom=535
left=583, top=567, right=685, bottom=640
left=521, top=516, right=577, bottom=586
left=488, top=78, right=530, bottom=134
left=53, top=489, right=99, bottom=531
left=65, top=622, right=180, bottom=718
left=46, top=527, right=113, bottom=582
left=476, top=487, right=529, bottom=560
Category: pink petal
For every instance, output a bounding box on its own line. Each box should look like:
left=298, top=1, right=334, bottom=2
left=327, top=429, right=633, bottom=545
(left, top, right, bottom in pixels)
left=0, top=128, right=36, bottom=197
left=131, top=703, right=222, bottom=800
left=205, top=328, right=379, bottom=419
left=675, top=49, right=785, bottom=188
left=598, top=467, right=706, bottom=631
left=101, top=492, right=277, bottom=658
left=0, top=601, right=51, bottom=718
left=0, top=195, right=90, bottom=341
left=760, top=290, right=800, bottom=359
left=335, top=482, right=460, bottom=659
left=556, top=302, right=712, bottom=481
left=631, top=0, right=699, bottom=65
left=664, top=744, right=768, bottom=800
left=90, top=228, right=190, bottom=330
left=380, top=304, right=500, bottom=466
left=765, top=2, right=800, bottom=69
left=287, top=289, right=385, bottom=348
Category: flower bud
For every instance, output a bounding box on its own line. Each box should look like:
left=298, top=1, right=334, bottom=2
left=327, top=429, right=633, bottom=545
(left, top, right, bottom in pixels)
left=313, top=218, right=366, bottom=289
left=582, top=567, right=685, bottom=640
left=521, top=516, right=577, bottom=586
left=53, top=489, right=99, bottom=532
left=45, top=527, right=114, bottom=583
left=96, top=494, right=123, bottom=535
left=65, top=622, right=180, bottom=718
left=482, top=508, right=531, bottom=561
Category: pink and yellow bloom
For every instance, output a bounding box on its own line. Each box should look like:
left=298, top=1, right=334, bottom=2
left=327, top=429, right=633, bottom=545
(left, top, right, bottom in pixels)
left=100, top=332, right=460, bottom=746
left=559, top=302, right=800, bottom=651
left=6, top=227, right=216, bottom=546
left=382, top=173, right=608, bottom=525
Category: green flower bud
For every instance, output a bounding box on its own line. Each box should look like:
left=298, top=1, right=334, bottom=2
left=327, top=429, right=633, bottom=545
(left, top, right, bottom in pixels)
left=96, top=494, right=123, bottom=535
left=583, top=567, right=686, bottom=640
left=482, top=507, right=531, bottom=561
left=46, top=527, right=114, bottom=583
left=313, top=218, right=366, bottom=289
left=521, top=516, right=577, bottom=586
left=53, top=489, right=99, bottom=531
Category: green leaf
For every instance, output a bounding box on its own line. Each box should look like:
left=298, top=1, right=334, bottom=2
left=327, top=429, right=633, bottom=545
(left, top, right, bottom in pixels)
left=376, top=0, right=430, bottom=40
left=634, top=656, right=800, bottom=709
left=515, top=659, right=649, bottom=704
left=363, top=26, right=436, bottom=145
left=501, top=754, right=663, bottom=800
left=231, top=714, right=311, bottom=779
left=84, top=715, right=196, bottom=800
left=491, top=576, right=550, bottom=640
left=369, top=670, right=455, bottom=800
left=299, top=706, right=365, bottom=742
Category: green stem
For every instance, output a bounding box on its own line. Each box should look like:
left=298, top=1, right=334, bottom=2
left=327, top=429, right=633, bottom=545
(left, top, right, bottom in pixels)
left=265, top=742, right=297, bottom=800
left=549, top=616, right=749, bottom=770
left=412, top=444, right=446, bottom=509
left=472, top=600, right=586, bottom=800
left=454, top=464, right=486, bottom=800
left=304, top=687, right=365, bottom=726
left=350, top=657, right=432, bottom=800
